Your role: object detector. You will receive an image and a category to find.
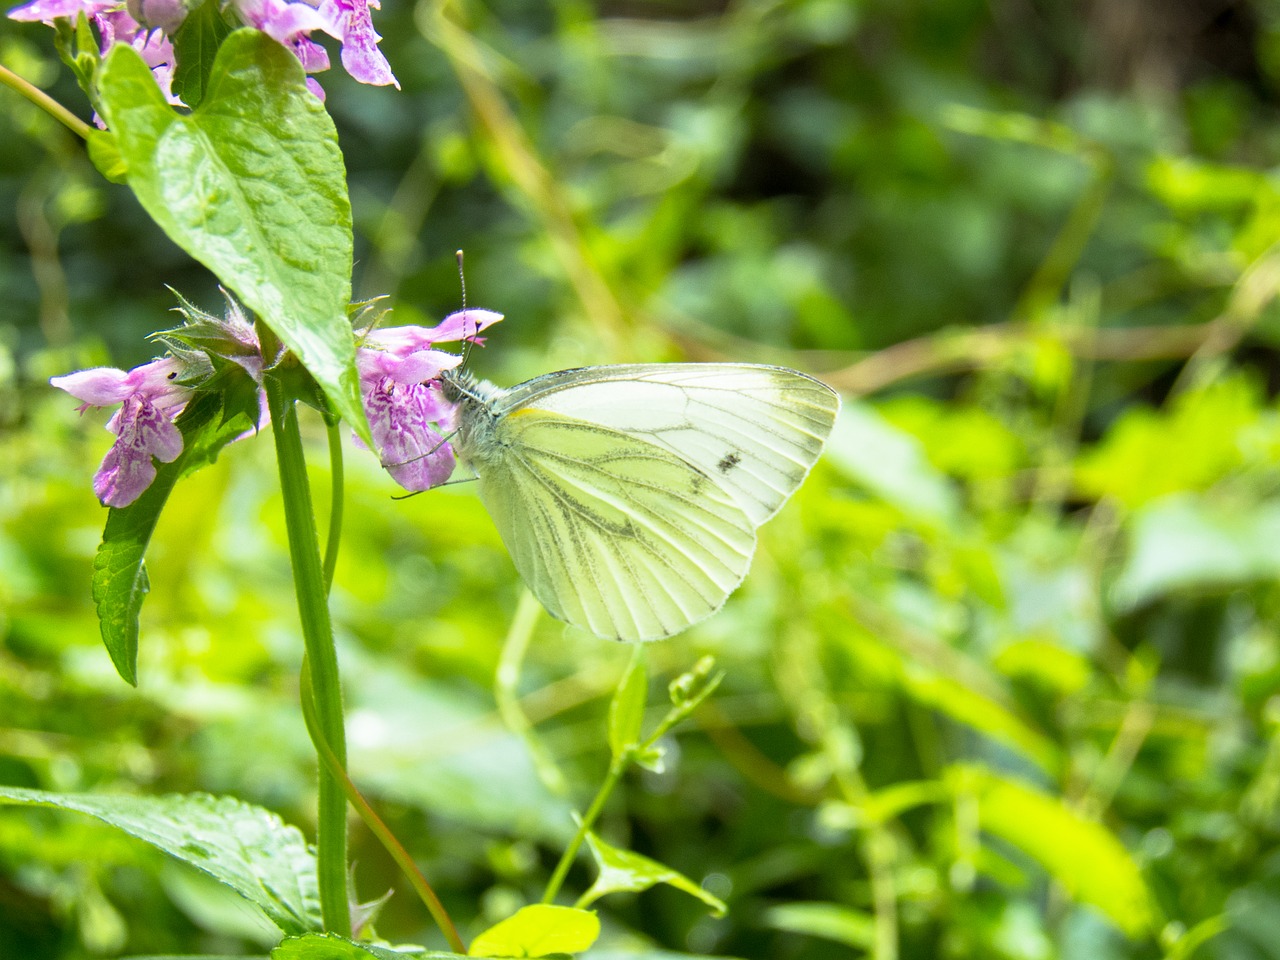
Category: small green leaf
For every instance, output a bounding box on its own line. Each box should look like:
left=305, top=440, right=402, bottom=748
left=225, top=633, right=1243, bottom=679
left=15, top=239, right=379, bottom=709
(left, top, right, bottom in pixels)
left=170, top=0, right=235, bottom=108
left=947, top=766, right=1154, bottom=936
left=93, top=387, right=257, bottom=685
left=97, top=32, right=370, bottom=446
left=608, top=646, right=648, bottom=761
left=0, top=787, right=322, bottom=934
left=763, top=902, right=875, bottom=949
left=468, top=904, right=599, bottom=958
left=579, top=831, right=726, bottom=917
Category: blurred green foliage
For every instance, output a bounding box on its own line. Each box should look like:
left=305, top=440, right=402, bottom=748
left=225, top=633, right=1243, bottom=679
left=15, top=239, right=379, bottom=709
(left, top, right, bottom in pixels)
left=4, top=0, right=1280, bottom=958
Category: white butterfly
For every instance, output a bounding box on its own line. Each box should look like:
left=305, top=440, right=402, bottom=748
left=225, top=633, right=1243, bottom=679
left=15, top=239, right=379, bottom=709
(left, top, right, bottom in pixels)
left=441, top=364, right=841, bottom=641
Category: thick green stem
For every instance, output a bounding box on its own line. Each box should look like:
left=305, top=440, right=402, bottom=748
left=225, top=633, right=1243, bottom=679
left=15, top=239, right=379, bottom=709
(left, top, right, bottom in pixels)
left=265, top=373, right=351, bottom=936
left=0, top=63, right=93, bottom=140
left=301, top=660, right=465, bottom=952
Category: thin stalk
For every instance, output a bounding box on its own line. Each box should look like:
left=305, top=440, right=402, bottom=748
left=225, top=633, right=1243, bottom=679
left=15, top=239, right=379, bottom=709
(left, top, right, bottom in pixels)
left=541, top=760, right=626, bottom=905
left=495, top=590, right=566, bottom=795
left=300, top=660, right=466, bottom=953
left=0, top=63, right=93, bottom=139
left=264, top=372, right=351, bottom=936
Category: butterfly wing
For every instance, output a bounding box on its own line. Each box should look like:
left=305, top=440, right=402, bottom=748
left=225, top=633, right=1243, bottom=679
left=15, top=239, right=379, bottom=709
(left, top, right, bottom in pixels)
left=493, top=364, right=840, bottom=525
left=472, top=408, right=757, bottom=641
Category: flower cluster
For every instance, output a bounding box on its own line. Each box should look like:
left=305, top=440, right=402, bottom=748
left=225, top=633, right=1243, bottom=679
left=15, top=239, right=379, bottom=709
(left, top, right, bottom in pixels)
left=52, top=304, right=501, bottom=508
left=7, top=0, right=397, bottom=101
left=356, top=308, right=502, bottom=492
left=53, top=357, right=193, bottom=507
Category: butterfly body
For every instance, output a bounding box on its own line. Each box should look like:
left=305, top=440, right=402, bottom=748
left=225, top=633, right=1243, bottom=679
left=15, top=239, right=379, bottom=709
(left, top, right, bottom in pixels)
left=441, top=364, right=839, bottom=641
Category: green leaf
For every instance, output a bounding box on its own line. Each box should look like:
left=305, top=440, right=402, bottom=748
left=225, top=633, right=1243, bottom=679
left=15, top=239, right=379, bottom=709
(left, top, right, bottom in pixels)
left=762, top=902, right=875, bottom=949
left=171, top=0, right=235, bottom=108
left=271, top=933, right=473, bottom=959
left=468, top=904, right=599, bottom=958
left=947, top=766, right=1154, bottom=937
left=608, top=646, right=648, bottom=762
left=87, top=129, right=128, bottom=183
left=97, top=32, right=370, bottom=446
left=0, top=786, right=322, bottom=934
left=92, top=386, right=258, bottom=685
left=578, top=831, right=726, bottom=917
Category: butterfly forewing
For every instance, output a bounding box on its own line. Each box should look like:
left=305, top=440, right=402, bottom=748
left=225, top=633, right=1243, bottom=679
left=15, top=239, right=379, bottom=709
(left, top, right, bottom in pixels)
left=476, top=408, right=757, bottom=641
left=495, top=364, right=839, bottom=525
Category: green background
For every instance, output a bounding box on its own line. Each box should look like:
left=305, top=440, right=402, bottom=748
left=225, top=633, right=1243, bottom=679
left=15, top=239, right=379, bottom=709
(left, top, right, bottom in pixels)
left=3, top=0, right=1280, bottom=957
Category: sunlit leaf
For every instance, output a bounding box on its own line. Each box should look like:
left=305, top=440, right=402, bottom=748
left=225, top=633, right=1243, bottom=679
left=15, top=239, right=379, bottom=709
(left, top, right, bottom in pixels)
left=948, top=766, right=1154, bottom=936
left=468, top=904, right=599, bottom=958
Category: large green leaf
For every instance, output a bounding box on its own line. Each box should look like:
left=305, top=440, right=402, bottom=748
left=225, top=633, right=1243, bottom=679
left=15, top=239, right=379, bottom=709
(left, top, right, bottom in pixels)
left=96, top=31, right=369, bottom=445
left=0, top=787, right=322, bottom=935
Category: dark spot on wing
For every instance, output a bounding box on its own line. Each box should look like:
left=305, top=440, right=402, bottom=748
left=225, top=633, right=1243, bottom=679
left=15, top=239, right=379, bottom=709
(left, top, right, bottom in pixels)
left=717, top=451, right=742, bottom=474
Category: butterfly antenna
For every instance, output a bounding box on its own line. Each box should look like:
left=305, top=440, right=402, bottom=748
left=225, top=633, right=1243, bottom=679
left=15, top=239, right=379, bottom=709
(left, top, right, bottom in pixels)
left=457, top=249, right=475, bottom=369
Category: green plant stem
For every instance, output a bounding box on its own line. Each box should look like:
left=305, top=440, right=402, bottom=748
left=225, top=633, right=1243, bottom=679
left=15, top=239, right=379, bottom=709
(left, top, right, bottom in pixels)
left=542, top=759, right=626, bottom=905
left=323, top=420, right=345, bottom=593
left=264, top=372, right=351, bottom=937
left=300, top=660, right=466, bottom=953
left=0, top=63, right=93, bottom=140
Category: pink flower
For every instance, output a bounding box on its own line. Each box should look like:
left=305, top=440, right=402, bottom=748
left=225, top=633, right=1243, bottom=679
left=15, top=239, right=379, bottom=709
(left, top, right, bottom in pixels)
left=7, top=0, right=398, bottom=98
left=52, top=357, right=192, bottom=508
left=356, top=309, right=503, bottom=492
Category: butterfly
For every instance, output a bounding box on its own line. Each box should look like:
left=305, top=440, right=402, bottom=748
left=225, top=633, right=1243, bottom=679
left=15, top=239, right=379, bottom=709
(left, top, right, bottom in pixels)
left=441, top=363, right=840, bottom=641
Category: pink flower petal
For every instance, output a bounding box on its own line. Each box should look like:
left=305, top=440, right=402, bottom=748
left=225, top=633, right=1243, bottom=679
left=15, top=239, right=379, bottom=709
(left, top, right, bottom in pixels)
left=363, top=377, right=457, bottom=491
left=315, top=0, right=397, bottom=88
left=51, top=367, right=133, bottom=406
left=94, top=442, right=160, bottom=508
left=7, top=0, right=114, bottom=22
